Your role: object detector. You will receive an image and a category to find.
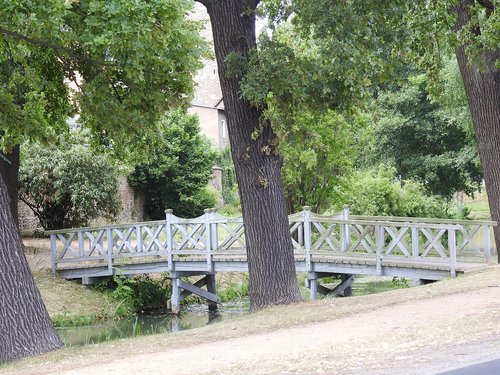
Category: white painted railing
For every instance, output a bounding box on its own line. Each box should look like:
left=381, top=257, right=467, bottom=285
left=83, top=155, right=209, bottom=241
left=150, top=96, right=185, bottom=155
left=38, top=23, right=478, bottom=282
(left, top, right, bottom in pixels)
left=48, top=207, right=497, bottom=277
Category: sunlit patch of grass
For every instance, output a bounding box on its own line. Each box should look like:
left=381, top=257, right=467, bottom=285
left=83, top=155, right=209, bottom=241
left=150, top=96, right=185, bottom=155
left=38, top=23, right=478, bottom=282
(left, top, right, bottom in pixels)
left=463, top=189, right=491, bottom=220
left=33, top=270, right=126, bottom=327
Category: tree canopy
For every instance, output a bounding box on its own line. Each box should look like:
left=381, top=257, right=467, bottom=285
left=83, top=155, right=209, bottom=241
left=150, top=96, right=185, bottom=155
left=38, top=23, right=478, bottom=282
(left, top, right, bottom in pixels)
left=365, top=69, right=482, bottom=199
left=0, top=0, right=205, bottom=154
left=128, top=110, right=217, bottom=219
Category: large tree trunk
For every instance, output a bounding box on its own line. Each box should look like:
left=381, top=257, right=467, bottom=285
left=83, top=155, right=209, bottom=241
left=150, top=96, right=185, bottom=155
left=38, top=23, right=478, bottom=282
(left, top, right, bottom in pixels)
left=201, top=0, right=302, bottom=310
left=0, top=144, right=20, bottom=226
left=454, top=0, right=500, bottom=262
left=0, top=173, right=63, bottom=362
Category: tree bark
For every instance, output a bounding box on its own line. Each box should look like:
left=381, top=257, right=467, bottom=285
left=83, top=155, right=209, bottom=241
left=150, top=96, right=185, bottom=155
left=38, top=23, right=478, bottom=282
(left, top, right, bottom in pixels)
left=454, top=0, right=500, bottom=262
left=0, top=144, right=20, bottom=226
left=0, top=173, right=63, bottom=362
left=201, top=0, right=302, bottom=310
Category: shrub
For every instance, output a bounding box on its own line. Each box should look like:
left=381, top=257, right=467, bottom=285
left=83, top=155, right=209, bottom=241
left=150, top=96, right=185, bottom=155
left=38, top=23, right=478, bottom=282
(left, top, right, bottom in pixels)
left=215, top=148, right=238, bottom=205
left=342, top=166, right=465, bottom=219
left=19, top=131, right=121, bottom=230
left=128, top=110, right=217, bottom=219
left=96, top=275, right=171, bottom=313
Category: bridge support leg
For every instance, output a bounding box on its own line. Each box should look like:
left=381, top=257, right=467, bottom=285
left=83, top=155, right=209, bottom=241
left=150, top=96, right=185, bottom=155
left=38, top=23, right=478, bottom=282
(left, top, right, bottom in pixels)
left=307, top=273, right=354, bottom=299
left=168, top=272, right=220, bottom=315
left=339, top=274, right=353, bottom=297
left=171, top=277, right=181, bottom=315
left=206, top=274, right=218, bottom=313
left=308, top=272, right=319, bottom=300
left=306, top=272, right=354, bottom=300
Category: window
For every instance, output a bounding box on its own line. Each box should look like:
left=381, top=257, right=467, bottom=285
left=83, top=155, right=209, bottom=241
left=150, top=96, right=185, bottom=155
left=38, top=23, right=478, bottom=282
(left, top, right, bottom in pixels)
left=221, top=120, right=226, bottom=141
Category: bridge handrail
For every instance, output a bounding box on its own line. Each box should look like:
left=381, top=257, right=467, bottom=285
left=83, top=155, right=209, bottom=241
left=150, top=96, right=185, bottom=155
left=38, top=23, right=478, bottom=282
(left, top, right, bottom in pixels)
left=350, top=215, right=497, bottom=227
left=48, top=206, right=497, bottom=278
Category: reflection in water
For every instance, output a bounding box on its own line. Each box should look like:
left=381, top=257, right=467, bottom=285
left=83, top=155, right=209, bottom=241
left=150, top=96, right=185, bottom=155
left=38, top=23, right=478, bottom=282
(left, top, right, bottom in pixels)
left=57, top=303, right=248, bottom=347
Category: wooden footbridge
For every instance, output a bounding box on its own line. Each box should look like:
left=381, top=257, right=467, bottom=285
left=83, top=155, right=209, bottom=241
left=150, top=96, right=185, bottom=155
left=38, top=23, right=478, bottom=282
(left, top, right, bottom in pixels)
left=48, top=207, right=497, bottom=313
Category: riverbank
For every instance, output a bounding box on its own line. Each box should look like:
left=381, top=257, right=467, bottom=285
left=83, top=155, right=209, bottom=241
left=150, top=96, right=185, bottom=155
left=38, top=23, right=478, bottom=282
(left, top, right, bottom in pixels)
left=2, top=260, right=499, bottom=374
left=24, top=238, right=127, bottom=327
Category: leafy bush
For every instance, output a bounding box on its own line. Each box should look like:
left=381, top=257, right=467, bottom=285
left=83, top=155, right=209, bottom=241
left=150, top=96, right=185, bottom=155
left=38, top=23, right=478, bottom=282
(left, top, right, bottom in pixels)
left=279, top=110, right=359, bottom=214
left=96, top=275, right=171, bottom=313
left=128, top=110, right=217, bottom=219
left=218, top=274, right=249, bottom=303
left=215, top=148, right=238, bottom=205
left=342, top=166, right=466, bottom=219
left=19, top=131, right=121, bottom=230
left=365, top=71, right=482, bottom=199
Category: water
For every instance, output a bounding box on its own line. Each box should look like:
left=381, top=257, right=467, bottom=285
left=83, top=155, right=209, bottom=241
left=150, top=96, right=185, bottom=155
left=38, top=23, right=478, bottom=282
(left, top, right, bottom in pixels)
left=57, top=302, right=248, bottom=347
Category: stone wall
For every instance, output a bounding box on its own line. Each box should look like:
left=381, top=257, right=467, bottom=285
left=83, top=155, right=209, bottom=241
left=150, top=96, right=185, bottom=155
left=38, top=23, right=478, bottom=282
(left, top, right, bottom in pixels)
left=18, top=200, right=43, bottom=233
left=115, top=176, right=144, bottom=223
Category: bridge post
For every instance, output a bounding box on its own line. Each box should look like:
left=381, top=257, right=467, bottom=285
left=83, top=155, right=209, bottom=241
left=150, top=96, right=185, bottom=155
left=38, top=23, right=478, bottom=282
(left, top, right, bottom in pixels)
left=376, top=225, right=384, bottom=276
left=165, top=209, right=174, bottom=272
left=483, top=224, right=493, bottom=260
left=448, top=228, right=457, bottom=278
left=308, top=272, right=318, bottom=300
left=106, top=228, right=113, bottom=274
left=206, top=273, right=218, bottom=312
left=204, top=209, right=213, bottom=272
left=303, top=206, right=312, bottom=273
left=50, top=234, right=57, bottom=276
left=170, top=274, right=181, bottom=315
left=341, top=206, right=350, bottom=252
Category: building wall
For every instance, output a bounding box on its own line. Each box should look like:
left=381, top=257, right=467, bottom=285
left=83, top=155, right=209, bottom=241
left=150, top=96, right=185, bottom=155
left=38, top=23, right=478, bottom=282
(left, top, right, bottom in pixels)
left=190, top=3, right=222, bottom=108
left=188, top=105, right=227, bottom=150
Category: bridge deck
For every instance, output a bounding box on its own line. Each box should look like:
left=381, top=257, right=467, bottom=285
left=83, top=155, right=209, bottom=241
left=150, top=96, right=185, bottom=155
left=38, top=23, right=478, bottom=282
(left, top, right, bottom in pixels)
left=56, top=255, right=487, bottom=278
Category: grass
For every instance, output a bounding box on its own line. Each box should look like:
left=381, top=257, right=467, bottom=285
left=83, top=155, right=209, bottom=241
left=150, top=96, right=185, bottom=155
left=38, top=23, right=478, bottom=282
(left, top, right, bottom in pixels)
left=2, top=264, right=498, bottom=375
left=463, top=189, right=491, bottom=220
left=33, top=270, right=126, bottom=327
left=24, top=239, right=127, bottom=327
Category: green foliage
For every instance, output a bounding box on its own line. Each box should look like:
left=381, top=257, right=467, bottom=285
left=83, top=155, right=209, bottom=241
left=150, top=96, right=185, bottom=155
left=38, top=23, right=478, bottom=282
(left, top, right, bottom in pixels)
left=238, top=20, right=368, bottom=214
left=19, top=131, right=121, bottom=230
left=403, top=1, right=499, bottom=74
left=249, top=1, right=410, bottom=116
left=364, top=70, right=482, bottom=199
left=218, top=275, right=250, bottom=303
left=96, top=275, right=171, bottom=314
left=342, top=166, right=465, bottom=219
left=128, top=110, right=217, bottom=219
left=0, top=0, right=205, bottom=157
left=279, top=110, right=360, bottom=213
left=215, top=148, right=238, bottom=205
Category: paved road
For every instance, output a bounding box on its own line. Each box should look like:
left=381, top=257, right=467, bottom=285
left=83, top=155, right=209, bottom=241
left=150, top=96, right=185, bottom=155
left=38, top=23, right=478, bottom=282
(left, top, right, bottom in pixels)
left=436, top=358, right=500, bottom=375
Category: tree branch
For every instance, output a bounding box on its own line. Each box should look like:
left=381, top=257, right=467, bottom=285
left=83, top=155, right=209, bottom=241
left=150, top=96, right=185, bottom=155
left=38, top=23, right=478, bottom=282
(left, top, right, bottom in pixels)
left=476, top=0, right=494, bottom=9
left=0, top=28, right=116, bottom=67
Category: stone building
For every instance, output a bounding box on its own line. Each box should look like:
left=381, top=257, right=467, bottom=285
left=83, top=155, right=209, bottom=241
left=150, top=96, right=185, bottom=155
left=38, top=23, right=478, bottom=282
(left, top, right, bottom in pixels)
left=188, top=3, right=228, bottom=151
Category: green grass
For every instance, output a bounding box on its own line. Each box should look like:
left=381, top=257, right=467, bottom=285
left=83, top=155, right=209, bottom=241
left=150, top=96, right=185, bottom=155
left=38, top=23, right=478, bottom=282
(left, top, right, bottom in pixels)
left=463, top=189, right=491, bottom=220
left=33, top=270, right=128, bottom=327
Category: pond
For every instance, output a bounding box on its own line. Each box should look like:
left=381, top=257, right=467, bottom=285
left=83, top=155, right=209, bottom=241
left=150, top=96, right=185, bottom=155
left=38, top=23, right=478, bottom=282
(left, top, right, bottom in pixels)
left=57, top=302, right=248, bottom=347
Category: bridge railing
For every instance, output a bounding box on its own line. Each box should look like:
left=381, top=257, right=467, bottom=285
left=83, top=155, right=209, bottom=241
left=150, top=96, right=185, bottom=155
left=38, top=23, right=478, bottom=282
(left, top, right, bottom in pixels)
left=48, top=207, right=497, bottom=276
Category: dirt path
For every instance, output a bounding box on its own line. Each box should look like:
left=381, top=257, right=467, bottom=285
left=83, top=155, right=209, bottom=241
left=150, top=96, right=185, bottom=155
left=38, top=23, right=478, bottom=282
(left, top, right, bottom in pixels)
left=38, top=285, right=500, bottom=375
